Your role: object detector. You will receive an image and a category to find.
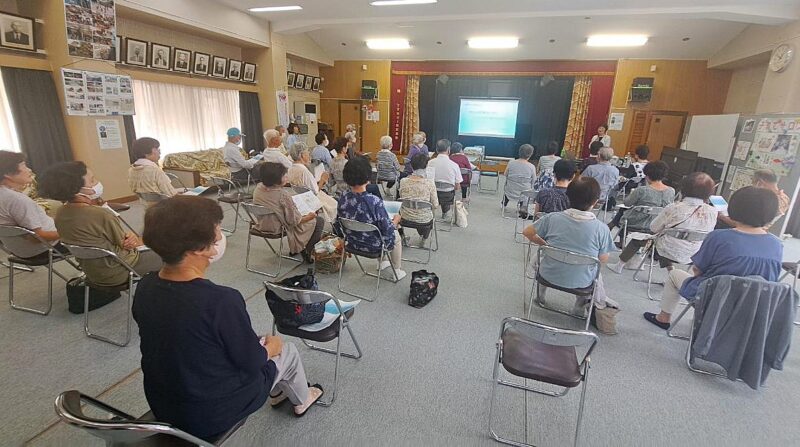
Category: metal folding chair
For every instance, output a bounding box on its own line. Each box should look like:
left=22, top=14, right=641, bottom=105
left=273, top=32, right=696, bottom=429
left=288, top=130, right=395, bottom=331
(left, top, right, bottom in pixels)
left=633, top=228, right=709, bottom=300
left=265, top=281, right=363, bottom=406
left=501, top=174, right=533, bottom=218
left=527, top=245, right=601, bottom=330
left=135, top=192, right=170, bottom=206
left=514, top=190, right=538, bottom=243
left=434, top=181, right=456, bottom=231
left=0, top=225, right=80, bottom=315
left=240, top=202, right=303, bottom=278
left=165, top=171, right=188, bottom=190
left=61, top=244, right=142, bottom=347
left=478, top=160, right=500, bottom=193
left=779, top=260, right=800, bottom=325
left=618, top=206, right=664, bottom=249
left=459, top=167, right=472, bottom=207
left=337, top=217, right=401, bottom=302
left=209, top=176, right=252, bottom=234
left=398, top=199, right=438, bottom=264
left=488, top=317, right=598, bottom=447
left=54, top=390, right=245, bottom=446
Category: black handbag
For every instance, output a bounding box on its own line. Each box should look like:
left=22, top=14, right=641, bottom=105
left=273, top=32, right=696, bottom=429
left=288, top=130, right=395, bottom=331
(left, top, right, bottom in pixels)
left=65, top=277, right=122, bottom=314
left=265, top=269, right=327, bottom=328
left=408, top=270, right=439, bottom=308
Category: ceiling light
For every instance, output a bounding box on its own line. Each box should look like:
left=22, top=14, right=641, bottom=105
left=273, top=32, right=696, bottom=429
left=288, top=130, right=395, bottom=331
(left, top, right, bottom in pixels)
left=371, top=0, right=437, bottom=5
left=468, top=37, right=518, bottom=49
left=587, top=34, right=648, bottom=47
left=248, top=5, right=302, bottom=12
left=366, top=39, right=411, bottom=50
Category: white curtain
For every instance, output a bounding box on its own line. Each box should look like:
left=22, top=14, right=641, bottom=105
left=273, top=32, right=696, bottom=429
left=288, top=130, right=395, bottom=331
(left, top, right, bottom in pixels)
left=0, top=73, right=20, bottom=152
left=132, top=80, right=240, bottom=155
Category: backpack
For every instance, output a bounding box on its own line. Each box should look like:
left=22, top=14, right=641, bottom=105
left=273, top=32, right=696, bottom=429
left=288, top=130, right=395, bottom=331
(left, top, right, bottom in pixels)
left=65, top=277, right=121, bottom=314
left=408, top=270, right=439, bottom=308
left=265, top=269, right=327, bottom=328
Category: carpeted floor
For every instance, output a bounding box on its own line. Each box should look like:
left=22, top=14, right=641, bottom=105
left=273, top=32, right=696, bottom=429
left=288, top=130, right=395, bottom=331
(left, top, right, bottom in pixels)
left=3, top=179, right=800, bottom=446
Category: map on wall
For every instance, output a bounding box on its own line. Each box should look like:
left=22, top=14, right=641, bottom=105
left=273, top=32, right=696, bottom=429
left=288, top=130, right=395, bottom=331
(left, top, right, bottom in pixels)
left=64, top=0, right=116, bottom=60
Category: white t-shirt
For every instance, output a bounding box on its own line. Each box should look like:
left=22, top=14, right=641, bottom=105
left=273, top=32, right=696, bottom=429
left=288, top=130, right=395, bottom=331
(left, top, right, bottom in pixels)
left=589, top=134, right=611, bottom=149
left=428, top=154, right=463, bottom=188
left=0, top=186, right=56, bottom=257
left=262, top=148, right=292, bottom=169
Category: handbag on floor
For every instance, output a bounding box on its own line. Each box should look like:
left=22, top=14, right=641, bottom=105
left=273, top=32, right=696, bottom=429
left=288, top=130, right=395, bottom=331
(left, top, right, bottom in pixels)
left=408, top=270, right=439, bottom=308
left=454, top=201, right=469, bottom=228
left=265, top=269, right=327, bottom=328
left=65, top=277, right=121, bottom=314
left=590, top=303, right=620, bottom=335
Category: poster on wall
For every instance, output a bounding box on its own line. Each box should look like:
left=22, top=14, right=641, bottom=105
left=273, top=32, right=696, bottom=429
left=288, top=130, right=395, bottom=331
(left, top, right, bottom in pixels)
left=733, top=141, right=752, bottom=161
left=608, top=112, right=624, bottom=131
left=65, top=0, right=116, bottom=60
left=745, top=124, right=800, bottom=176
left=62, top=68, right=88, bottom=116
left=62, top=68, right=134, bottom=116
left=729, top=166, right=755, bottom=192
left=96, top=119, right=122, bottom=149
left=276, top=90, right=289, bottom=128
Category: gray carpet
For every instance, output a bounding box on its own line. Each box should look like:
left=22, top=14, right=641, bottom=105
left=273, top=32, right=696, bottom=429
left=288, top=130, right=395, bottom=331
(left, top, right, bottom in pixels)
left=4, top=182, right=800, bottom=446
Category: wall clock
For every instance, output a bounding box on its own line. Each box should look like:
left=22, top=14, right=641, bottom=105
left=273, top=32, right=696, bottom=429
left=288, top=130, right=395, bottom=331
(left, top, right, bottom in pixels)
left=769, top=44, right=793, bottom=72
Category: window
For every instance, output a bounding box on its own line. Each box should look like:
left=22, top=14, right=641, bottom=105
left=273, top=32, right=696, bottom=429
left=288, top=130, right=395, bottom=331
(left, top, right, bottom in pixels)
left=132, top=80, right=240, bottom=156
left=0, top=73, right=21, bottom=152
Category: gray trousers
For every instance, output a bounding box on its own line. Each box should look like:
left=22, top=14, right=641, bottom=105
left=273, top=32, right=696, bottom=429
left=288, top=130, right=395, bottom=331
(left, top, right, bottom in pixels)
left=269, top=342, right=310, bottom=405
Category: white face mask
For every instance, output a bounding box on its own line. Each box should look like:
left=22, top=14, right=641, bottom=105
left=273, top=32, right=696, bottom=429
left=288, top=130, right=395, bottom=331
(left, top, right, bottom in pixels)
left=209, top=233, right=226, bottom=263
left=81, top=182, right=103, bottom=200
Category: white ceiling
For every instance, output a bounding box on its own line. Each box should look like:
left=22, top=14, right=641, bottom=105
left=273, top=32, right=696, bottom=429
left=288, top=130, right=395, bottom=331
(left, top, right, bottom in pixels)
left=215, top=0, right=800, bottom=60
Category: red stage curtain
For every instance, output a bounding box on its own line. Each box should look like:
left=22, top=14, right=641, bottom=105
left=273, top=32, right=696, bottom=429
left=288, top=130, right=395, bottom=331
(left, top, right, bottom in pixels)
left=583, top=76, right=615, bottom=157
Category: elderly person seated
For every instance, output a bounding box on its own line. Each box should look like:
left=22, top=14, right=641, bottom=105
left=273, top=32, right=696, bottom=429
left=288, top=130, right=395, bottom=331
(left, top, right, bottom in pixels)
left=503, top=144, right=537, bottom=207
left=287, top=142, right=337, bottom=222
left=523, top=177, right=616, bottom=315
left=337, top=156, right=406, bottom=280
left=427, top=139, right=463, bottom=217
left=0, top=151, right=62, bottom=256
left=128, top=137, right=181, bottom=206
left=329, top=137, right=349, bottom=197
left=38, top=161, right=163, bottom=287
left=608, top=172, right=717, bottom=274
left=262, top=129, right=292, bottom=169
left=376, top=135, right=402, bottom=191
left=534, top=159, right=576, bottom=215
left=253, top=163, right=325, bottom=264
left=344, top=131, right=358, bottom=159
left=398, top=153, right=439, bottom=241
left=133, top=196, right=323, bottom=442
left=643, top=186, right=783, bottom=329
left=449, top=142, right=474, bottom=200
left=535, top=141, right=562, bottom=190
left=607, top=160, right=675, bottom=236
left=581, top=146, right=620, bottom=209
left=403, top=132, right=428, bottom=176
left=222, top=128, right=257, bottom=185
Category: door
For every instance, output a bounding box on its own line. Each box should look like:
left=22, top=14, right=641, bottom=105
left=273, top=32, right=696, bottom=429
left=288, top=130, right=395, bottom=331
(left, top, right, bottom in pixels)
left=339, top=101, right=362, bottom=153
left=645, top=113, right=686, bottom=162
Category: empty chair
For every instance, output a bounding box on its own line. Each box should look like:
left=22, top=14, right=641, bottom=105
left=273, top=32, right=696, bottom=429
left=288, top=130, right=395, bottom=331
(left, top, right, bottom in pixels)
left=54, top=390, right=245, bottom=447
left=0, top=225, right=79, bottom=315
left=209, top=176, right=252, bottom=234
left=478, top=160, right=500, bottom=193
left=265, top=281, right=363, bottom=406
left=240, top=202, right=303, bottom=278
left=488, top=317, right=598, bottom=447
left=337, top=217, right=401, bottom=302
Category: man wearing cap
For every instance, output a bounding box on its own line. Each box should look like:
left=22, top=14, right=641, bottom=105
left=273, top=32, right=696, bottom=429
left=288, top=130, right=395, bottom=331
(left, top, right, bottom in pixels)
left=223, top=128, right=259, bottom=185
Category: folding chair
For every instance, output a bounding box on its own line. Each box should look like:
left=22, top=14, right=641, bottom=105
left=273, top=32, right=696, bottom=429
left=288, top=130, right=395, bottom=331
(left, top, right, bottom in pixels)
left=633, top=228, right=708, bottom=300
left=54, top=390, right=245, bottom=447
left=337, top=217, right=401, bottom=302
left=0, top=225, right=80, bottom=315
left=165, top=171, right=188, bottom=190
left=61, top=244, right=142, bottom=347
left=478, top=160, right=500, bottom=193
left=488, top=317, right=598, bottom=447
left=434, top=181, right=457, bottom=232
left=779, top=260, right=800, bottom=325
left=618, top=206, right=664, bottom=249
left=501, top=174, right=533, bottom=218
left=135, top=192, right=170, bottom=206
left=514, top=190, right=538, bottom=243
left=459, top=167, right=472, bottom=207
left=208, top=177, right=252, bottom=234
left=527, top=245, right=600, bottom=330
left=398, top=199, right=438, bottom=264
left=265, top=281, right=363, bottom=406
left=240, top=202, right=303, bottom=278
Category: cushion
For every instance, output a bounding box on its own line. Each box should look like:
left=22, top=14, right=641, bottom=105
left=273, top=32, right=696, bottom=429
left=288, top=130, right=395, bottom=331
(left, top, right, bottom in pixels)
left=399, top=219, right=433, bottom=231
left=501, top=329, right=582, bottom=388
left=345, top=246, right=384, bottom=259
left=537, top=273, right=595, bottom=297
left=249, top=227, right=283, bottom=239
left=8, top=250, right=66, bottom=267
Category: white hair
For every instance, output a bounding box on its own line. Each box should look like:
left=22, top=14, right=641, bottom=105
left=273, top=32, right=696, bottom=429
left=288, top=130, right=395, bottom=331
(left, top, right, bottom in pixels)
left=344, top=131, right=356, bottom=142
left=412, top=132, right=424, bottom=144
left=289, top=142, right=308, bottom=161
left=346, top=124, right=356, bottom=132
left=598, top=146, right=615, bottom=161
left=263, top=129, right=281, bottom=147
left=379, top=135, right=393, bottom=149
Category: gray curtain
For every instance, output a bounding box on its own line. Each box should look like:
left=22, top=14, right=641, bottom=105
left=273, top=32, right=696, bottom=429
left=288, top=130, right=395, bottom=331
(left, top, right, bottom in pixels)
left=123, top=115, right=137, bottom=163
left=1, top=67, right=72, bottom=172
left=239, top=91, right=263, bottom=153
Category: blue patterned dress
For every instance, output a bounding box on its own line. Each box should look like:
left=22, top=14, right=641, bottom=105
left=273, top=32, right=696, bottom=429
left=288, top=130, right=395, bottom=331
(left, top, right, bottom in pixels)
left=337, top=191, right=397, bottom=253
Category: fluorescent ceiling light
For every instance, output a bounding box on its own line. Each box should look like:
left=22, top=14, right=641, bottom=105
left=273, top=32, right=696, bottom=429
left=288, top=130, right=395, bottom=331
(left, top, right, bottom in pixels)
left=371, top=0, right=437, bottom=5
left=366, top=38, right=410, bottom=50
left=468, top=37, right=518, bottom=49
left=248, top=5, right=302, bottom=12
left=587, top=34, right=648, bottom=47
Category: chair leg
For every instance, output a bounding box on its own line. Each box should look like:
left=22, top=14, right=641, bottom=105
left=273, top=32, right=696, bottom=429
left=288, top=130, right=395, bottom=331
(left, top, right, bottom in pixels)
left=574, top=363, right=590, bottom=447
left=666, top=303, right=693, bottom=340
left=84, top=280, right=133, bottom=347
left=8, top=253, right=54, bottom=316
left=338, top=254, right=379, bottom=302
left=246, top=232, right=301, bottom=278
left=304, top=318, right=363, bottom=407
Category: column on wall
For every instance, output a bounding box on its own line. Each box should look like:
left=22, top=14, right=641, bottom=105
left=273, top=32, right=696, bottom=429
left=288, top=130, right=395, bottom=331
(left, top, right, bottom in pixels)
left=562, top=75, right=592, bottom=158
left=400, top=75, right=419, bottom=155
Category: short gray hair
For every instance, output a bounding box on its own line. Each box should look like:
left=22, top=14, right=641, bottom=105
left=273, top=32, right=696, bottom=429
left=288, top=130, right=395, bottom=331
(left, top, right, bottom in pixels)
left=412, top=132, right=424, bottom=144
left=379, top=135, right=393, bottom=149
left=289, top=142, right=308, bottom=161
left=344, top=131, right=356, bottom=142
left=518, top=144, right=534, bottom=159
left=598, top=146, right=614, bottom=161
left=436, top=139, right=451, bottom=153
left=451, top=142, right=463, bottom=153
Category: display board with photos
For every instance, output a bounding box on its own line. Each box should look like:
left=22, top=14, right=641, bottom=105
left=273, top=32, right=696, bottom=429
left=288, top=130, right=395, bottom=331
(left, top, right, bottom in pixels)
left=61, top=68, right=135, bottom=116
left=287, top=71, right=320, bottom=92
left=118, top=36, right=257, bottom=83
left=0, top=11, right=36, bottom=52
left=64, top=0, right=116, bottom=60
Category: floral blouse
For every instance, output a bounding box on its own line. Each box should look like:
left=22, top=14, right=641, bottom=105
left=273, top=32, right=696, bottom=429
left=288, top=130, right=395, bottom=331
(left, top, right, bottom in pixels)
left=337, top=190, right=396, bottom=252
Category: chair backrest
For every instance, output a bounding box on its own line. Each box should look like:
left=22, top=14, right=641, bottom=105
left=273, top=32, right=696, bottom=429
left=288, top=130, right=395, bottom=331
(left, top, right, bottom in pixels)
left=500, top=317, right=598, bottom=361
left=519, top=189, right=538, bottom=204
left=504, top=174, right=533, bottom=199
left=136, top=192, right=169, bottom=203
left=0, top=224, right=51, bottom=258
left=661, top=228, right=709, bottom=243
left=241, top=201, right=279, bottom=222
left=165, top=172, right=188, bottom=190
left=338, top=217, right=382, bottom=235
left=209, top=176, right=239, bottom=194
left=459, top=168, right=471, bottom=176
left=61, top=244, right=139, bottom=278
left=536, top=245, right=601, bottom=283
left=54, top=390, right=215, bottom=447
left=435, top=180, right=455, bottom=192
left=401, top=199, right=433, bottom=211
left=264, top=281, right=336, bottom=306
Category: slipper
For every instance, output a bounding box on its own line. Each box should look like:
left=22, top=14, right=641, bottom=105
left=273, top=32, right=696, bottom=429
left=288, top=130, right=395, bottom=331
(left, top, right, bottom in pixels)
left=294, top=384, right=324, bottom=417
left=643, top=312, right=670, bottom=330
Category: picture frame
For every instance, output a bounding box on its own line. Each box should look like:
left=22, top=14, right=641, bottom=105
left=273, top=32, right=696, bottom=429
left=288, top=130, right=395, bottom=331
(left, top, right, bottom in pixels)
left=124, top=37, right=147, bottom=66
left=228, top=59, right=242, bottom=80
left=287, top=71, right=296, bottom=87
left=173, top=47, right=191, bottom=73
left=193, top=52, right=210, bottom=76
left=211, top=56, right=227, bottom=78
left=150, top=42, right=171, bottom=70
left=304, top=75, right=313, bottom=90
left=243, top=63, right=257, bottom=83
left=312, top=77, right=320, bottom=92
left=0, top=12, right=35, bottom=52
left=295, top=73, right=305, bottom=89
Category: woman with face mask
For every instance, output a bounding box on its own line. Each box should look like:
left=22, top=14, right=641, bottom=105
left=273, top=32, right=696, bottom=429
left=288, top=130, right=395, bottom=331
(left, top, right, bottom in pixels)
left=37, top=161, right=163, bottom=287
left=132, top=196, right=323, bottom=441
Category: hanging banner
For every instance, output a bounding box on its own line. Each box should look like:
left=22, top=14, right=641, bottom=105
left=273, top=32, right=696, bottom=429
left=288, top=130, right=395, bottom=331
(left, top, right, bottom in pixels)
left=276, top=90, right=289, bottom=128
left=65, top=0, right=117, bottom=60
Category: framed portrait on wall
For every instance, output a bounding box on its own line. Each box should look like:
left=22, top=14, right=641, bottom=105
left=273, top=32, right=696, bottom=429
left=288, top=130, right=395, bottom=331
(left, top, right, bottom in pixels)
left=287, top=71, right=296, bottom=87
left=304, top=75, right=313, bottom=90
left=312, top=77, right=320, bottom=91
left=0, top=12, right=35, bottom=51
left=193, top=52, right=210, bottom=75
left=173, top=48, right=191, bottom=72
left=150, top=43, right=171, bottom=70
left=211, top=56, right=227, bottom=78
left=228, top=60, right=242, bottom=80
left=295, top=73, right=305, bottom=89
left=124, top=38, right=147, bottom=66
left=243, top=63, right=257, bottom=83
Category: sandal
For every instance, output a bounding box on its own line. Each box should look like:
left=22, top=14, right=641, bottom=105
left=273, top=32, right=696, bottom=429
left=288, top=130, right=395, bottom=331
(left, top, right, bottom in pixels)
left=294, top=384, right=324, bottom=417
left=269, top=391, right=288, bottom=407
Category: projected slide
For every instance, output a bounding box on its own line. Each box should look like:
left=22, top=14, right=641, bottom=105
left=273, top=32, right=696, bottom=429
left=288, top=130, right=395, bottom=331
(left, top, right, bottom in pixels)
left=458, top=98, right=519, bottom=139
